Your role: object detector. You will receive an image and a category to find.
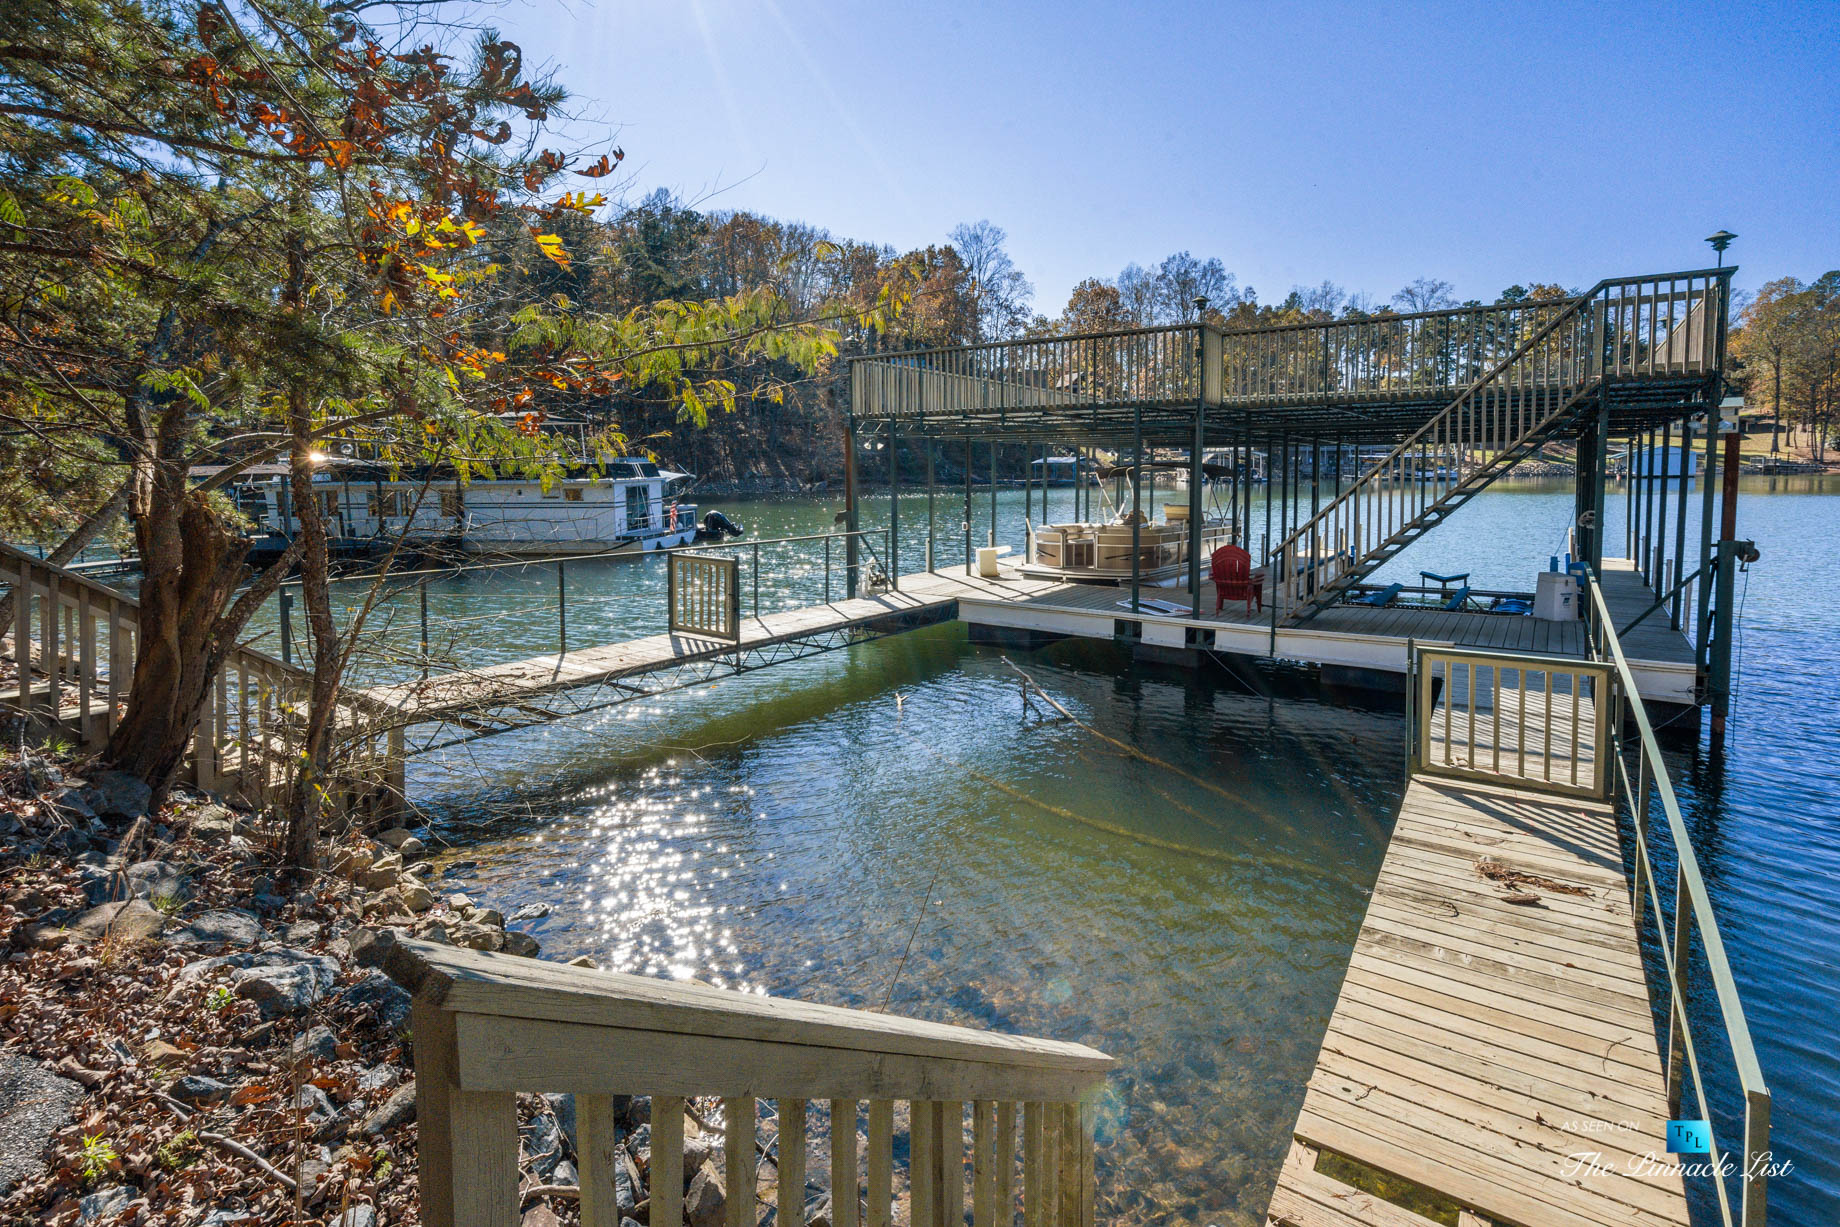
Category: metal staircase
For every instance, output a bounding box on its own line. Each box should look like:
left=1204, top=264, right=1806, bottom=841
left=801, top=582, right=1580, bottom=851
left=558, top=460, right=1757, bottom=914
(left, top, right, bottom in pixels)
left=1266, top=273, right=1723, bottom=623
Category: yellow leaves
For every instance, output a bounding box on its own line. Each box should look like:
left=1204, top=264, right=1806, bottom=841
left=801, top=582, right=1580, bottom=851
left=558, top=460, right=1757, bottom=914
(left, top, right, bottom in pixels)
left=531, top=230, right=571, bottom=270
left=552, top=191, right=605, bottom=217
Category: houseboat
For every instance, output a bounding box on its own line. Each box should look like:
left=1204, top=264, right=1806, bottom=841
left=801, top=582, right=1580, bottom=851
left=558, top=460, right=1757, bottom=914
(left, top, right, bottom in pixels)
left=247, top=456, right=713, bottom=558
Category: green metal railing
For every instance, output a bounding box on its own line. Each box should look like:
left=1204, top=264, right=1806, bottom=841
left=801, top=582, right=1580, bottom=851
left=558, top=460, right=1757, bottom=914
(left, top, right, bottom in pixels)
left=1583, top=567, right=1771, bottom=1226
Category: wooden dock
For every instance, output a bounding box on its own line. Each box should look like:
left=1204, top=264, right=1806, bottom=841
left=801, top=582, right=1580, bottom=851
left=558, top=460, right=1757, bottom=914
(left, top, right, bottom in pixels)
left=362, top=558, right=1698, bottom=731
left=955, top=558, right=1697, bottom=707
left=1265, top=655, right=1689, bottom=1227
left=359, top=567, right=1064, bottom=723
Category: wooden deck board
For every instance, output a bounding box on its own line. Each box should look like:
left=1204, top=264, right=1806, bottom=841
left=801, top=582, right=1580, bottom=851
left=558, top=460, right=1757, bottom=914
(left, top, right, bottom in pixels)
left=1266, top=776, right=1687, bottom=1227
left=359, top=567, right=1065, bottom=721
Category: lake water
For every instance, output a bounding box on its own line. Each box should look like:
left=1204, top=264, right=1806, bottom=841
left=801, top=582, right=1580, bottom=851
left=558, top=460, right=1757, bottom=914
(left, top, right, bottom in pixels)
left=372, top=476, right=1836, bottom=1226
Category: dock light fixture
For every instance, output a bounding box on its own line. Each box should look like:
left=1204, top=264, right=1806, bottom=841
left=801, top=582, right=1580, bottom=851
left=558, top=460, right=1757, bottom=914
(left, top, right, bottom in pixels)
left=1705, top=230, right=1737, bottom=266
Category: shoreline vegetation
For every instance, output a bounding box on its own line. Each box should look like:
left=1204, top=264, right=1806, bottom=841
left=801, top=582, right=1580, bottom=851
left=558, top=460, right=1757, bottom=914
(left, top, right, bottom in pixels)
left=0, top=746, right=823, bottom=1227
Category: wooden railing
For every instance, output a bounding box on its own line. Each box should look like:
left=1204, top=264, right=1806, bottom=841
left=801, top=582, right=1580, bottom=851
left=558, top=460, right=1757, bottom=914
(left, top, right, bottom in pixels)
left=0, top=540, right=402, bottom=816
left=1266, top=270, right=1731, bottom=621
left=383, top=939, right=1114, bottom=1227
left=1581, top=569, right=1771, bottom=1226
left=667, top=552, right=742, bottom=642
left=1407, top=644, right=1613, bottom=799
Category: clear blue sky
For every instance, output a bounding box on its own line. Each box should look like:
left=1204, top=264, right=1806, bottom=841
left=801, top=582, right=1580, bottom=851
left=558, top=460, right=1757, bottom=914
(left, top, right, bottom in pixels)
left=504, top=0, right=1838, bottom=313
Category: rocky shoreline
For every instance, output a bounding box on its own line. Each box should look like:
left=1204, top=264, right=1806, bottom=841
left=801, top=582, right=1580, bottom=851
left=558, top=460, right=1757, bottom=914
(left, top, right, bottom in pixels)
left=0, top=751, right=831, bottom=1227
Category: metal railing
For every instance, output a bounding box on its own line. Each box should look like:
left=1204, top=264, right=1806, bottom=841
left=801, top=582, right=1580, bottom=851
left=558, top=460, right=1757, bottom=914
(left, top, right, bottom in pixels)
left=1267, top=270, right=1729, bottom=621
left=1407, top=644, right=1613, bottom=799
left=1581, top=568, right=1771, bottom=1226
left=853, top=325, right=1217, bottom=425
left=385, top=938, right=1113, bottom=1227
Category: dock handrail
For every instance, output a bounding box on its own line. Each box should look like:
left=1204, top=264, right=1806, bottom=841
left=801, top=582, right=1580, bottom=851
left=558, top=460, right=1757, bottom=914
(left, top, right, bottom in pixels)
left=383, top=938, right=1113, bottom=1227
left=1581, top=567, right=1770, bottom=1227
left=0, top=539, right=403, bottom=816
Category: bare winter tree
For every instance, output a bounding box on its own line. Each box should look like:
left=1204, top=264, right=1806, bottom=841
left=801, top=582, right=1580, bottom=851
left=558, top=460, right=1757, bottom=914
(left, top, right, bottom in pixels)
left=1393, top=277, right=1459, bottom=313
left=948, top=220, right=1034, bottom=341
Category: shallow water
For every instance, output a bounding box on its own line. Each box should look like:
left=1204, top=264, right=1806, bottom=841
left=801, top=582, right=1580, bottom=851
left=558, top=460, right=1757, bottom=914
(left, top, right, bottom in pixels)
left=397, top=476, right=1838, bottom=1225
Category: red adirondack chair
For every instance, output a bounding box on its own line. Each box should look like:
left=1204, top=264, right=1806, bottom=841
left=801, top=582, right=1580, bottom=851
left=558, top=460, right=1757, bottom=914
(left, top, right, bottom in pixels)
left=1211, top=544, right=1261, bottom=614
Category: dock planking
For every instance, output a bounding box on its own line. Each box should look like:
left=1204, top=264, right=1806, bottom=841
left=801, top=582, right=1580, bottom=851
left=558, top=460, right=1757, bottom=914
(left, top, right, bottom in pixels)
left=360, top=557, right=1696, bottom=728
left=1265, top=764, right=1689, bottom=1227
left=358, top=566, right=1064, bottom=722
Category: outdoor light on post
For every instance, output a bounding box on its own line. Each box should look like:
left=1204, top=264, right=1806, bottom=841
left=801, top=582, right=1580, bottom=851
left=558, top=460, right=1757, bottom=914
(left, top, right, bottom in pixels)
left=1706, top=230, right=1737, bottom=267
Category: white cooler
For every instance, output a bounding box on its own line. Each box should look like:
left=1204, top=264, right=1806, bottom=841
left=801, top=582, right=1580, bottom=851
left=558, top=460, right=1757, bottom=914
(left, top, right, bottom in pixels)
left=1534, top=571, right=1578, bottom=621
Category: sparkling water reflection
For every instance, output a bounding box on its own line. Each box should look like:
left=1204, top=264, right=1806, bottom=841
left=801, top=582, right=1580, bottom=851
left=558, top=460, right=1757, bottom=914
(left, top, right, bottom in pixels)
left=411, top=477, right=1840, bottom=1225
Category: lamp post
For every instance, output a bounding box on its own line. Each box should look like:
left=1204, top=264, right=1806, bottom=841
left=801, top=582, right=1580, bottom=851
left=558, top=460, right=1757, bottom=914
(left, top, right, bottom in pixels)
left=1705, top=230, right=1736, bottom=267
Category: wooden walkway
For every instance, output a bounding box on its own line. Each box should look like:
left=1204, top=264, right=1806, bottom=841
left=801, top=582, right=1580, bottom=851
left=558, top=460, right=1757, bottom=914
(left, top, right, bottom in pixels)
left=1266, top=764, right=1688, bottom=1227
left=358, top=558, right=1699, bottom=728
left=359, top=567, right=1064, bottom=722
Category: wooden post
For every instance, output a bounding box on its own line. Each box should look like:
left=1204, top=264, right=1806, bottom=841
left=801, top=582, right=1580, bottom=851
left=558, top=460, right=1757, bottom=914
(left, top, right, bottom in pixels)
left=780, top=1100, right=807, bottom=1227
left=578, top=1094, right=622, bottom=1227
left=830, top=1100, right=859, bottom=1227
left=866, top=1100, right=892, bottom=1227
left=726, top=1097, right=757, bottom=1227
left=994, top=1102, right=1016, bottom=1227
left=972, top=1100, right=994, bottom=1227
left=911, top=1100, right=936, bottom=1227
left=653, top=1097, right=686, bottom=1227
left=412, top=1002, right=518, bottom=1227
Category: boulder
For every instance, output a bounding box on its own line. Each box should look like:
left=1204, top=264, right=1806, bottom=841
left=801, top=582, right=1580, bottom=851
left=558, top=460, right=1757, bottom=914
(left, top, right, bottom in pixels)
left=472, top=907, right=506, bottom=929
left=361, top=1082, right=416, bottom=1136
left=356, top=853, right=404, bottom=891
left=339, top=971, right=412, bottom=1028
left=375, top=829, right=417, bottom=850
left=230, top=953, right=339, bottom=1017
left=0, top=1053, right=83, bottom=1195
left=294, top=1083, right=339, bottom=1128
left=357, top=1064, right=400, bottom=1093
left=398, top=881, right=435, bottom=913
left=169, top=910, right=267, bottom=949
left=81, top=771, right=151, bottom=819
left=447, top=921, right=504, bottom=953
left=65, top=899, right=167, bottom=945
left=125, top=860, right=190, bottom=904
left=77, top=1184, right=134, bottom=1224
left=188, top=804, right=240, bottom=838
left=521, top=1110, right=565, bottom=1180
left=502, top=930, right=541, bottom=959
left=50, top=787, right=97, bottom=821
left=508, top=903, right=550, bottom=924
left=290, top=1025, right=339, bottom=1065
left=567, top=955, right=600, bottom=970
left=169, top=1075, right=234, bottom=1106
left=684, top=1162, right=725, bottom=1227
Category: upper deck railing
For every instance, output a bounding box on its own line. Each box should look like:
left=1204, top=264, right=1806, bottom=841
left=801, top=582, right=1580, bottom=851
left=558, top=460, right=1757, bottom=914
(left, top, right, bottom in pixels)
left=848, top=268, right=1727, bottom=438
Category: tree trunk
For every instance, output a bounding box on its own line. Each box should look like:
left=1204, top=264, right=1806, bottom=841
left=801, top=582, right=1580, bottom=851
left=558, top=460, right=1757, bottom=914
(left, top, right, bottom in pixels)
left=101, top=479, right=250, bottom=803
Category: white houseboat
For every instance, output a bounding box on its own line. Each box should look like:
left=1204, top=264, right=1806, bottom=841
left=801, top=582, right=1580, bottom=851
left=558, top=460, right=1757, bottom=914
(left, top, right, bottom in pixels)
left=250, top=457, right=709, bottom=557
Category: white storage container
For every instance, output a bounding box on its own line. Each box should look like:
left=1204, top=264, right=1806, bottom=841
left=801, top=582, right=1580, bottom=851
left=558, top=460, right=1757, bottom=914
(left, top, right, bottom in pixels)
left=1534, top=571, right=1578, bottom=621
